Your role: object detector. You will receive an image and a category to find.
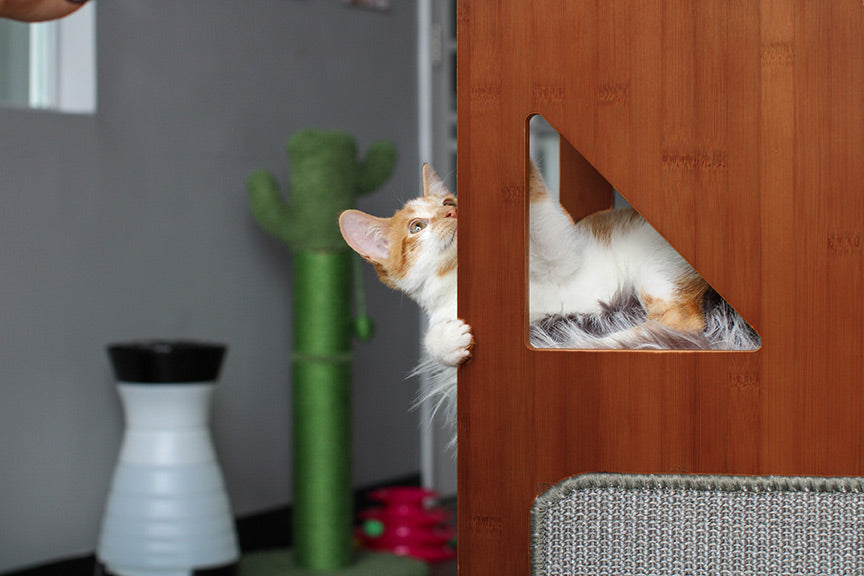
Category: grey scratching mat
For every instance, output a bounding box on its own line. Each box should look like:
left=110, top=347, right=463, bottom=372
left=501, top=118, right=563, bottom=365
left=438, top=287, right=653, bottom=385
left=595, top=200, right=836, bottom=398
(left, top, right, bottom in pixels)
left=531, top=473, right=864, bottom=576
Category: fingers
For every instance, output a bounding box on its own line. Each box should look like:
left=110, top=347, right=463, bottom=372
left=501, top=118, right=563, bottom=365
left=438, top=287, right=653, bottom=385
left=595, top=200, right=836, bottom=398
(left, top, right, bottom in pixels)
left=0, top=0, right=87, bottom=22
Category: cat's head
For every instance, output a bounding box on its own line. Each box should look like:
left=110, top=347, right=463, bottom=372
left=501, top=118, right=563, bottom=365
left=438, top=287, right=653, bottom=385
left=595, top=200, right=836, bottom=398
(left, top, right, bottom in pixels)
left=339, top=164, right=457, bottom=306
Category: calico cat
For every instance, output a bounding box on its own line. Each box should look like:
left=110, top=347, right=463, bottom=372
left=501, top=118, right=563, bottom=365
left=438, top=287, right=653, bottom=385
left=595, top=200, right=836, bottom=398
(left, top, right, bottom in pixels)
left=338, top=163, right=759, bottom=426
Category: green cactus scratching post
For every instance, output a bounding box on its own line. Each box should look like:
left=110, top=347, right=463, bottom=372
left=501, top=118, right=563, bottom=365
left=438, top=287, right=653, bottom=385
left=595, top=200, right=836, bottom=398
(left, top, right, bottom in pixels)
left=241, top=130, right=427, bottom=576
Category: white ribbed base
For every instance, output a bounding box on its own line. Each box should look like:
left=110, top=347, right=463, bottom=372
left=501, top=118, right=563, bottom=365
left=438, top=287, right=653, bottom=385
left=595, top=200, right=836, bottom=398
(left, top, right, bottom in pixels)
left=97, top=384, right=238, bottom=576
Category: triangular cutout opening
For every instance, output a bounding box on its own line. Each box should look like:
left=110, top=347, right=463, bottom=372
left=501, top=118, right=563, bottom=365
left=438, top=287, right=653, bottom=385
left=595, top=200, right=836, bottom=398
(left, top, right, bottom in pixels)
left=527, top=115, right=760, bottom=351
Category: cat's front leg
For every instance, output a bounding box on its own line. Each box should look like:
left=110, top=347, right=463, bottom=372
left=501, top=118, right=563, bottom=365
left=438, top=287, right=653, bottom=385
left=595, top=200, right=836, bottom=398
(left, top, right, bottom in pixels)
left=528, top=162, right=583, bottom=280
left=425, top=318, right=473, bottom=366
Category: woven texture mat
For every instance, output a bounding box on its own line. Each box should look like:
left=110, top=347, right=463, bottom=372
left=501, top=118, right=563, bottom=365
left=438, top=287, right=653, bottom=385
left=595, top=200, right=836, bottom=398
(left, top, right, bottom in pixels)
left=531, top=473, right=864, bottom=576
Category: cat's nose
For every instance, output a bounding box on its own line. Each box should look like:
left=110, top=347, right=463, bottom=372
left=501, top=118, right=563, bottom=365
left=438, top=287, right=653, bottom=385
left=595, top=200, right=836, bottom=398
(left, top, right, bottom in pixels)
left=443, top=207, right=457, bottom=219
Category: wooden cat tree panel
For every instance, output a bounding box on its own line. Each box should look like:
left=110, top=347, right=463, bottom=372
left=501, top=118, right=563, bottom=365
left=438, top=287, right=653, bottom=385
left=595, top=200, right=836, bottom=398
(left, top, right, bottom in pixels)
left=456, top=2, right=864, bottom=575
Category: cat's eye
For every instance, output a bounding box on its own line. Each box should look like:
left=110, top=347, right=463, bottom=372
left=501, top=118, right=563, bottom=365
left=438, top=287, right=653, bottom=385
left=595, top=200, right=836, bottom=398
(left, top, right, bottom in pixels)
left=443, top=199, right=457, bottom=207
left=409, top=219, right=428, bottom=234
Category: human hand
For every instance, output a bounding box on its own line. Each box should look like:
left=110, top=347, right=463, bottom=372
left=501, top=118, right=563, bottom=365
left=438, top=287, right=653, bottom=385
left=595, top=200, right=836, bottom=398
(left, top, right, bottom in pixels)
left=0, top=0, right=87, bottom=22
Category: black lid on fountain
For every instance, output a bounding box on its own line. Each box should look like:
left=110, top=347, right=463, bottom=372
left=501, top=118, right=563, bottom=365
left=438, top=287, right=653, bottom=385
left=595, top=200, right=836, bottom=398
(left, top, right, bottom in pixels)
left=107, top=340, right=227, bottom=383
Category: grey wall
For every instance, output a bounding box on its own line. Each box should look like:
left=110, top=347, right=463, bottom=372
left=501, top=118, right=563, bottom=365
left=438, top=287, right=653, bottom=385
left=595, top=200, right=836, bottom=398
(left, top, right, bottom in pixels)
left=0, top=1, right=421, bottom=572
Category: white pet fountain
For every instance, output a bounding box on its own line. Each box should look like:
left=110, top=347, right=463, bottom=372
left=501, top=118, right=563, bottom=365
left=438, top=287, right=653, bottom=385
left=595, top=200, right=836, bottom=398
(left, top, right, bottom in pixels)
left=97, top=340, right=238, bottom=576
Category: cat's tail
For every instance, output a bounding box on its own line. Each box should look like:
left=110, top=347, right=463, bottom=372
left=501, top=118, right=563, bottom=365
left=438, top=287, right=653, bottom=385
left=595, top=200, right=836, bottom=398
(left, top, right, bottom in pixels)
left=530, top=320, right=716, bottom=350
left=529, top=312, right=761, bottom=350
left=530, top=288, right=761, bottom=351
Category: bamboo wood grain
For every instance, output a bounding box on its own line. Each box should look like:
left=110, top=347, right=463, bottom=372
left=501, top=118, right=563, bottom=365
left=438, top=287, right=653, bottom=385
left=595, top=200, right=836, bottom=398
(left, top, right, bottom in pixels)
left=456, top=1, right=864, bottom=574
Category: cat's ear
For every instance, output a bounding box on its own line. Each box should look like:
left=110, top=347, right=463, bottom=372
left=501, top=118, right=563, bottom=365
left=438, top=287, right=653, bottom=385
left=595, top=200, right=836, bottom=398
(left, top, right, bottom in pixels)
left=422, top=163, right=450, bottom=199
left=339, top=210, right=391, bottom=264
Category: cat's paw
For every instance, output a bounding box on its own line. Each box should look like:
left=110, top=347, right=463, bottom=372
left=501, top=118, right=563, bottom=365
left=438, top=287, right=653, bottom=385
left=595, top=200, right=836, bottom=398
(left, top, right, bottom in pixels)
left=425, top=319, right=473, bottom=366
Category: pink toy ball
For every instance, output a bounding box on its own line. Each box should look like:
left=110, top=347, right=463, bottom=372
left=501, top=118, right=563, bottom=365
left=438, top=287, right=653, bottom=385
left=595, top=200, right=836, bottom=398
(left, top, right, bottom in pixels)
left=356, top=487, right=456, bottom=562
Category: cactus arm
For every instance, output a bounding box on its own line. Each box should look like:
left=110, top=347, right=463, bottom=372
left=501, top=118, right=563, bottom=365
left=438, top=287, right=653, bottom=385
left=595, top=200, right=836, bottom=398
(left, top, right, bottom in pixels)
left=247, top=169, right=296, bottom=245
left=356, top=140, right=398, bottom=196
